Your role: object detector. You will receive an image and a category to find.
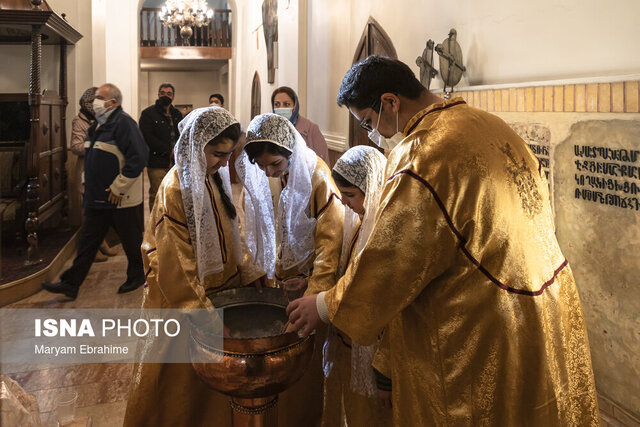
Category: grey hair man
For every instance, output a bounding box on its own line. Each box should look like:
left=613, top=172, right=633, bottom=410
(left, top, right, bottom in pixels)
left=43, top=83, right=149, bottom=299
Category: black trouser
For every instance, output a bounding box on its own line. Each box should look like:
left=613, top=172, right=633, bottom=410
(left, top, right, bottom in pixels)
left=61, top=205, right=144, bottom=288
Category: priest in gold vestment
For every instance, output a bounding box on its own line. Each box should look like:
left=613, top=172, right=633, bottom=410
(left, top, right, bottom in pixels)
left=288, top=56, right=599, bottom=426
left=124, top=107, right=264, bottom=427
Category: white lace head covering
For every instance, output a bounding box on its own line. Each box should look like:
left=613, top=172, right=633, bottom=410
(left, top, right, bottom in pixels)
left=174, top=106, right=240, bottom=283
left=333, top=145, right=387, bottom=274
left=235, top=113, right=318, bottom=278
left=327, top=145, right=387, bottom=398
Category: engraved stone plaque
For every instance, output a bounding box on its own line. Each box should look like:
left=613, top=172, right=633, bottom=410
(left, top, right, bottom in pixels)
left=554, top=119, right=640, bottom=410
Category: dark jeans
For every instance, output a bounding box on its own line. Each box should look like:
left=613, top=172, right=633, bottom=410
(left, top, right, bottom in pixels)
left=61, top=205, right=144, bottom=288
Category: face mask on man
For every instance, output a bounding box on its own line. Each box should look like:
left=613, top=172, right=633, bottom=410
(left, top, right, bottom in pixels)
left=274, top=108, right=293, bottom=121
left=93, top=98, right=112, bottom=123
left=158, top=96, right=172, bottom=107
left=367, top=102, right=404, bottom=150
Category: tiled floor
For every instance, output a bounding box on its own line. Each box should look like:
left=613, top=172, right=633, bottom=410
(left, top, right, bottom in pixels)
left=2, top=244, right=143, bottom=426
left=1, top=181, right=244, bottom=427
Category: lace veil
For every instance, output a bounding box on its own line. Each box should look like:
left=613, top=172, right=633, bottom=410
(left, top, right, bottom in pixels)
left=174, top=106, right=241, bottom=283
left=235, top=113, right=318, bottom=278
left=329, top=145, right=387, bottom=398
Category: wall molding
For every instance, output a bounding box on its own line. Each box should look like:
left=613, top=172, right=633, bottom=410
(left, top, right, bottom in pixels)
left=441, top=74, right=640, bottom=92
left=443, top=80, right=640, bottom=114
left=324, top=131, right=348, bottom=152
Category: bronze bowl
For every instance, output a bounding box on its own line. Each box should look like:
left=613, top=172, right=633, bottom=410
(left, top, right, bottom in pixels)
left=189, top=287, right=315, bottom=399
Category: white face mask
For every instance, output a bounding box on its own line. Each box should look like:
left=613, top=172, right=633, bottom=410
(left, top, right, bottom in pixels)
left=92, top=98, right=110, bottom=121
left=367, top=103, right=403, bottom=150
left=274, top=107, right=293, bottom=121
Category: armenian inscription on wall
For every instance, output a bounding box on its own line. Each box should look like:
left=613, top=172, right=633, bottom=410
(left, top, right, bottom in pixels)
left=573, top=145, right=640, bottom=211
left=554, top=119, right=640, bottom=415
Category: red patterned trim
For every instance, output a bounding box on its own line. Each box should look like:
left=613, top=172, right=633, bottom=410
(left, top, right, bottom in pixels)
left=317, top=193, right=339, bottom=218
left=388, top=169, right=567, bottom=296
left=205, top=178, right=228, bottom=263
left=346, top=224, right=361, bottom=266
left=155, top=213, right=188, bottom=229
left=143, top=267, right=153, bottom=288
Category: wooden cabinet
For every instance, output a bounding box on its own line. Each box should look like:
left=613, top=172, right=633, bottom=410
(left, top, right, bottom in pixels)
left=0, top=0, right=81, bottom=265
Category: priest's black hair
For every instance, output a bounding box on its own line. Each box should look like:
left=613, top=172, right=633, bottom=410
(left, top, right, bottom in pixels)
left=337, top=55, right=425, bottom=110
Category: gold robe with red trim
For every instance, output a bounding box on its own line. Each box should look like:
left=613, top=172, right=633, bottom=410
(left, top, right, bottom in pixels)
left=270, top=156, right=344, bottom=427
left=322, top=220, right=393, bottom=427
left=325, top=99, right=598, bottom=426
left=272, top=156, right=344, bottom=294
left=124, top=167, right=263, bottom=427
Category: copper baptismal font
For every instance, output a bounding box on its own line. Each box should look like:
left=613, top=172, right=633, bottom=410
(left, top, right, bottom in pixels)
left=189, top=287, right=315, bottom=427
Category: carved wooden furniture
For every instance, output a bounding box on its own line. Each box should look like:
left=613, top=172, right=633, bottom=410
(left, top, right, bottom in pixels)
left=0, top=0, right=81, bottom=265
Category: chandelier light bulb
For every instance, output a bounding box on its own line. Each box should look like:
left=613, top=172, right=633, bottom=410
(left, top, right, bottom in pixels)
left=160, top=0, right=213, bottom=45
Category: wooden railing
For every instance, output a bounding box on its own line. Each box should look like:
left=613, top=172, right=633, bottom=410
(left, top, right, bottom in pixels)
left=140, top=8, right=232, bottom=48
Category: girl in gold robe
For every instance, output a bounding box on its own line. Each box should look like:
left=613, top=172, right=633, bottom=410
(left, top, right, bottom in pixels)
left=320, top=145, right=392, bottom=427
left=235, top=113, right=344, bottom=426
left=123, top=107, right=263, bottom=427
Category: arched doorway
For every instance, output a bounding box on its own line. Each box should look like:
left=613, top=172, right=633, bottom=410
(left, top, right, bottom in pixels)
left=136, top=0, right=237, bottom=114
left=251, top=71, right=261, bottom=119
left=349, top=17, right=397, bottom=149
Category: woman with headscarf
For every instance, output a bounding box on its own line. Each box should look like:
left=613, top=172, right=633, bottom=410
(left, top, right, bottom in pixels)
left=272, top=86, right=329, bottom=163
left=69, top=87, right=115, bottom=260
left=321, top=145, right=392, bottom=426
left=235, top=113, right=344, bottom=426
left=123, top=107, right=264, bottom=427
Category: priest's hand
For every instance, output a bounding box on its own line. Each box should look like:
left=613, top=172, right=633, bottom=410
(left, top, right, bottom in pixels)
left=282, top=277, right=307, bottom=302
left=286, top=295, right=319, bottom=337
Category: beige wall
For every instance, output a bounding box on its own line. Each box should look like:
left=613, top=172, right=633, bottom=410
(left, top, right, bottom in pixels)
left=232, top=0, right=270, bottom=127
left=305, top=0, right=640, bottom=151
left=231, top=0, right=311, bottom=129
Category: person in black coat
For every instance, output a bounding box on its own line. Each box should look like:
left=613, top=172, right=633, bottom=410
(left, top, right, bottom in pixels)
left=42, top=83, right=149, bottom=299
left=139, top=83, right=183, bottom=210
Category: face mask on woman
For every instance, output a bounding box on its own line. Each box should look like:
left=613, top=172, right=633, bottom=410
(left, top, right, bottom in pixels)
left=274, top=108, right=293, bottom=121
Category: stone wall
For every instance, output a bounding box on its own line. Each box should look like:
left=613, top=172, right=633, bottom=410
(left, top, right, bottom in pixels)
left=458, top=79, right=640, bottom=423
